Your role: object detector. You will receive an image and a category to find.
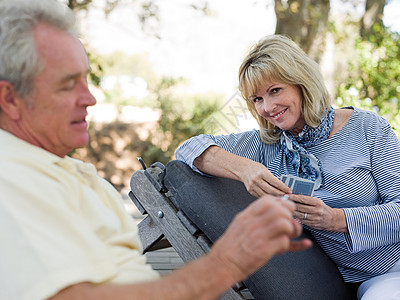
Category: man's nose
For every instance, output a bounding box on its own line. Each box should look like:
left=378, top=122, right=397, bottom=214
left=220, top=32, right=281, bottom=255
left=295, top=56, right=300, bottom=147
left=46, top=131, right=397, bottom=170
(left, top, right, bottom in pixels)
left=79, top=84, right=97, bottom=107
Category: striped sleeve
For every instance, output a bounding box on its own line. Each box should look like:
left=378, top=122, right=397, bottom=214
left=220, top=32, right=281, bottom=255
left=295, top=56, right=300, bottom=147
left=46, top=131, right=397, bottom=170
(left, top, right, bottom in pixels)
left=175, top=130, right=264, bottom=174
left=343, top=115, right=400, bottom=252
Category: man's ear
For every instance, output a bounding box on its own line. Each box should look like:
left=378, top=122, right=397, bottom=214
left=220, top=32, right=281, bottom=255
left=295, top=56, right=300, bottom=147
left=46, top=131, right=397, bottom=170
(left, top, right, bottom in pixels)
left=0, top=81, right=22, bottom=120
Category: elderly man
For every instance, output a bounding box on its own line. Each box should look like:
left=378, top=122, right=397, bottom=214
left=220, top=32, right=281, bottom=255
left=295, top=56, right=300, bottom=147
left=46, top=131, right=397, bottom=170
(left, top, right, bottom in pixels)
left=0, top=1, right=310, bottom=299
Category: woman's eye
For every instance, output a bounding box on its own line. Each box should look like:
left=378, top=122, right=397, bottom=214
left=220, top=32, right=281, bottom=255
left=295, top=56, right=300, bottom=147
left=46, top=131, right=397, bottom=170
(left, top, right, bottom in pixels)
left=270, top=87, right=281, bottom=94
left=252, top=97, right=263, bottom=103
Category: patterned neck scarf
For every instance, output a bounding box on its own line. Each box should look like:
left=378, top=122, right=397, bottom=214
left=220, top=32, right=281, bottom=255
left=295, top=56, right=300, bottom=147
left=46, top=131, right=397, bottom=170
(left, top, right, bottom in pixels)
left=279, top=106, right=334, bottom=189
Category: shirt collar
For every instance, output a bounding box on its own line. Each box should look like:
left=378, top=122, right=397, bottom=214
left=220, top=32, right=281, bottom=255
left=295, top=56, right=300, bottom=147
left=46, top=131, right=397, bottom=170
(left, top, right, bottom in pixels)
left=0, top=129, right=96, bottom=181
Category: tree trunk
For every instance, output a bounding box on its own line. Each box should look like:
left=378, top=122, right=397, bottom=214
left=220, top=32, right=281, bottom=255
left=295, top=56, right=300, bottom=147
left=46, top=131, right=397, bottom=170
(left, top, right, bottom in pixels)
left=360, top=0, right=386, bottom=38
left=274, top=0, right=330, bottom=63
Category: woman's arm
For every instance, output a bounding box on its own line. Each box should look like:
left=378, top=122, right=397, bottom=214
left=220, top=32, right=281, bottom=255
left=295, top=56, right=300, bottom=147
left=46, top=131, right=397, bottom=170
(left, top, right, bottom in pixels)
left=176, top=131, right=291, bottom=197
left=195, top=145, right=291, bottom=197
left=289, top=114, right=400, bottom=236
left=343, top=119, right=400, bottom=252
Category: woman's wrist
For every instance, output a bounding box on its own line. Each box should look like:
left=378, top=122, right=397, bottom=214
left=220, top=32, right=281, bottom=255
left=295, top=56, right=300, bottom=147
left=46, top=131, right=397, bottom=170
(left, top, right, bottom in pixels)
left=332, top=208, right=348, bottom=233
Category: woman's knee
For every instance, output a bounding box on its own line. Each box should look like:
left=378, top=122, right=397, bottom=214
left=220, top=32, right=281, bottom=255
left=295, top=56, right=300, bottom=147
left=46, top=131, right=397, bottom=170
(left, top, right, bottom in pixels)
left=357, top=272, right=400, bottom=300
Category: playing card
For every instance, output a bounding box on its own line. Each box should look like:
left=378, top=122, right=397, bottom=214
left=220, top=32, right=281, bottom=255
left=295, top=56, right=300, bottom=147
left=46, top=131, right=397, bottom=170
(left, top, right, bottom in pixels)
left=287, top=176, right=295, bottom=189
left=291, top=178, right=315, bottom=196
left=280, top=174, right=315, bottom=196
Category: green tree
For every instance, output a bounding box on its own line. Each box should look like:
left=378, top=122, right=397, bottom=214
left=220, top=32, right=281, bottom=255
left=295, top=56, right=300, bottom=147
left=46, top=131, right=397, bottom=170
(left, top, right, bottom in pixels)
left=99, top=51, right=158, bottom=107
left=141, top=77, right=220, bottom=165
left=336, top=24, right=400, bottom=133
left=360, top=0, right=386, bottom=39
left=273, top=0, right=387, bottom=61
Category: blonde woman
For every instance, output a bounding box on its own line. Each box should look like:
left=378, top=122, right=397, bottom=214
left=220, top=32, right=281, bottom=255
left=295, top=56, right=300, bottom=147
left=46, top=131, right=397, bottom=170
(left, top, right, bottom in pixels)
left=176, top=35, right=400, bottom=299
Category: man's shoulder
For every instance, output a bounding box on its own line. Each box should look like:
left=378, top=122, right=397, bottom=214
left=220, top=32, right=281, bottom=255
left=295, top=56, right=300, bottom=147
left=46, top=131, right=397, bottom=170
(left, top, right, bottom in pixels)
left=0, top=132, right=68, bottom=191
left=0, top=130, right=59, bottom=161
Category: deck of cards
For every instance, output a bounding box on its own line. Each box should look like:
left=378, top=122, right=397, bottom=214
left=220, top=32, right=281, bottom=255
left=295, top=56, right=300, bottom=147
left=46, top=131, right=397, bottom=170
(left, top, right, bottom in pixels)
left=280, top=175, right=316, bottom=196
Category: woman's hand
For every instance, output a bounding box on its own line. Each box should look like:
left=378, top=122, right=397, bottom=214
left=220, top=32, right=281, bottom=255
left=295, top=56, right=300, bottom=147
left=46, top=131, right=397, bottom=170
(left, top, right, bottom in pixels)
left=288, top=194, right=348, bottom=232
left=238, top=160, right=292, bottom=197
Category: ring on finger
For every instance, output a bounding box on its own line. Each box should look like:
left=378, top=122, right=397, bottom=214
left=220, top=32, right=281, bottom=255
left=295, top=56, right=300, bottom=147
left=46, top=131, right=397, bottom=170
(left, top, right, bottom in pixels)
left=303, top=212, right=308, bottom=220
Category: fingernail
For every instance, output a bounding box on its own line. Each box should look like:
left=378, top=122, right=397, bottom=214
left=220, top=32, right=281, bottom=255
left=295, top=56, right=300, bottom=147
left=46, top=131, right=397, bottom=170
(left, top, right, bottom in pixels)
left=280, top=195, right=289, bottom=201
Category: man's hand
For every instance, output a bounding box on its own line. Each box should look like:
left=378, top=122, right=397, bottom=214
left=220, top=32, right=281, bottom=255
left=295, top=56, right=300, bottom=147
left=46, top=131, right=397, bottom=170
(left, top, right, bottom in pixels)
left=210, top=194, right=312, bottom=283
left=48, top=195, right=312, bottom=300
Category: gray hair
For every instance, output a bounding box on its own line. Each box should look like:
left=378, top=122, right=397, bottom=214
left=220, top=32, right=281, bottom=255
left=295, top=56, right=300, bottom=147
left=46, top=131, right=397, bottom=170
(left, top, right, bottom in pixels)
left=238, top=35, right=331, bottom=144
left=0, top=0, right=77, bottom=98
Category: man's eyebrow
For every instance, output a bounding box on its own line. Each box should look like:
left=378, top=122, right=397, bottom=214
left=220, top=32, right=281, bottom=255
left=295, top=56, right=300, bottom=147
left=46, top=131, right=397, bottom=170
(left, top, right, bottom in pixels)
left=58, top=69, right=91, bottom=84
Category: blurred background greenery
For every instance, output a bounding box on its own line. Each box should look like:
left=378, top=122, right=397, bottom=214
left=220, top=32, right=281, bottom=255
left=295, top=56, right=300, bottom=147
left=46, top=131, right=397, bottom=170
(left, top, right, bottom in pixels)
left=63, top=0, right=400, bottom=192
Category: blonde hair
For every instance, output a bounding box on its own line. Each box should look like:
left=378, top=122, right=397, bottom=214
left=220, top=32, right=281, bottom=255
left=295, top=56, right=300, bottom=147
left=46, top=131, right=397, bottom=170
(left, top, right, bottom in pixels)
left=238, top=35, right=331, bottom=144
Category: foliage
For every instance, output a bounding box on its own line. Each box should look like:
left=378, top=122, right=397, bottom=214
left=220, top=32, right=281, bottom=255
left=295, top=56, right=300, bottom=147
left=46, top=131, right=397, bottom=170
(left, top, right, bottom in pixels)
left=86, top=47, right=104, bottom=86
left=71, top=76, right=221, bottom=191
left=71, top=120, right=148, bottom=191
left=65, top=0, right=93, bottom=11
left=98, top=51, right=158, bottom=107
left=65, top=0, right=140, bottom=16
left=336, top=24, right=400, bottom=134
left=140, top=77, right=221, bottom=165
left=100, top=51, right=155, bottom=79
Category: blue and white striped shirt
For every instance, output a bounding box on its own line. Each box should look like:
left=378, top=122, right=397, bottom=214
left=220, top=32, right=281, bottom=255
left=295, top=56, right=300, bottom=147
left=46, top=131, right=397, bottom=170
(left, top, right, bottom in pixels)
left=175, top=107, right=400, bottom=282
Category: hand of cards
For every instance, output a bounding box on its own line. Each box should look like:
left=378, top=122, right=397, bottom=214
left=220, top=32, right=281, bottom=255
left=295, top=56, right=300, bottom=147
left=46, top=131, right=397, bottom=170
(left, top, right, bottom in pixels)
left=280, top=175, right=316, bottom=196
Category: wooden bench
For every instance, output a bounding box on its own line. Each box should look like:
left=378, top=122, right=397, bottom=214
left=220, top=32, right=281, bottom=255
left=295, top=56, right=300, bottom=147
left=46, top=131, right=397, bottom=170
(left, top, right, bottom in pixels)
left=129, top=161, right=247, bottom=299
left=129, top=160, right=358, bottom=300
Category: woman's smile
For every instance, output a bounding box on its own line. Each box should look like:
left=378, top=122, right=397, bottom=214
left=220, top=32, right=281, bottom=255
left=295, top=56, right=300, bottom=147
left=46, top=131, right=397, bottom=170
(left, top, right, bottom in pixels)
left=271, top=108, right=288, bottom=120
